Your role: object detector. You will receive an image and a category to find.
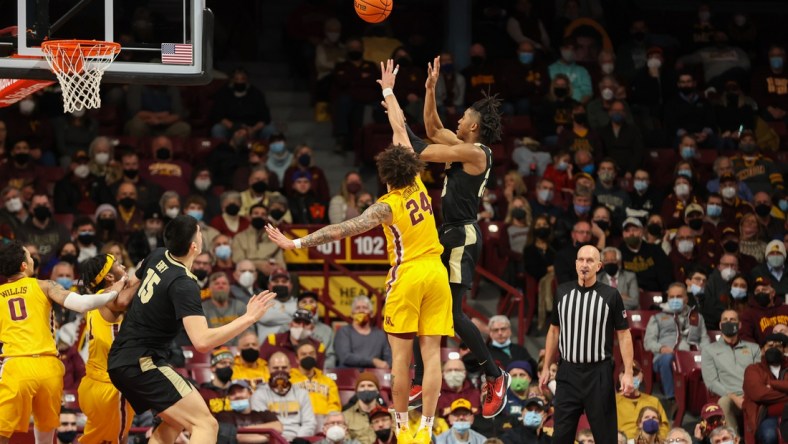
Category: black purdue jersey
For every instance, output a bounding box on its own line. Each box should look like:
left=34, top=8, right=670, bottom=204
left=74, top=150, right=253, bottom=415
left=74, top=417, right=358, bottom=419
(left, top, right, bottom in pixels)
left=441, top=143, right=492, bottom=224
left=108, top=248, right=203, bottom=369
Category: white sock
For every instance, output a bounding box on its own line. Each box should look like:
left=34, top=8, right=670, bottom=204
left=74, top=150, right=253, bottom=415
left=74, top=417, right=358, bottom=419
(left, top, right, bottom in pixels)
left=419, top=415, right=434, bottom=432
left=34, top=428, right=54, bottom=444
left=394, top=412, right=409, bottom=434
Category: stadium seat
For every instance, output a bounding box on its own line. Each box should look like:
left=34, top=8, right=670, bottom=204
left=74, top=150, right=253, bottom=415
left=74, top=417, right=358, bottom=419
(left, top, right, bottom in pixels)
left=325, top=368, right=360, bottom=391
left=441, top=348, right=460, bottom=361
left=672, top=350, right=716, bottom=426
left=109, top=136, right=141, bottom=151
left=478, top=221, right=508, bottom=272
left=365, top=368, right=392, bottom=390
left=707, top=330, right=722, bottom=342
left=187, top=137, right=224, bottom=164
left=183, top=346, right=212, bottom=367
left=53, top=213, right=74, bottom=230
left=627, top=310, right=658, bottom=394
left=191, top=367, right=214, bottom=385
left=643, top=148, right=678, bottom=189
left=639, top=290, right=664, bottom=311
left=339, top=389, right=356, bottom=406
left=62, top=389, right=79, bottom=411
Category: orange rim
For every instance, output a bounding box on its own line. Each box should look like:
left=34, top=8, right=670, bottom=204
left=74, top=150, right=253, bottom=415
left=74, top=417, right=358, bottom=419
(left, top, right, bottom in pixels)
left=40, top=39, right=120, bottom=74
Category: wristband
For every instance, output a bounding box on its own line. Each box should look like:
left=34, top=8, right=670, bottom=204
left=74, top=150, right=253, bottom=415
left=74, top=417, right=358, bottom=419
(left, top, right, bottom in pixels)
left=382, top=88, right=394, bottom=98
left=293, top=239, right=302, bottom=249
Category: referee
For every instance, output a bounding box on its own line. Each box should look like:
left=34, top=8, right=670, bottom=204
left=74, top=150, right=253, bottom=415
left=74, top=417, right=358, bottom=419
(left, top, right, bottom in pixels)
left=539, top=245, right=635, bottom=443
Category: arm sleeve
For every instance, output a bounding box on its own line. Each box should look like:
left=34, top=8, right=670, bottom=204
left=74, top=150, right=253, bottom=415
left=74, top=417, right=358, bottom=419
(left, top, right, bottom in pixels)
left=612, top=290, right=629, bottom=330
left=405, top=125, right=429, bottom=154
left=333, top=327, right=373, bottom=367
left=62, top=291, right=118, bottom=313
left=171, top=278, right=204, bottom=320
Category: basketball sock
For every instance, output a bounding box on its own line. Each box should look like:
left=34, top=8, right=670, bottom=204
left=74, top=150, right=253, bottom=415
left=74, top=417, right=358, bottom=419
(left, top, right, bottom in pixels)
left=394, top=412, right=409, bottom=434
left=450, top=283, right=502, bottom=378
left=419, top=415, right=434, bottom=432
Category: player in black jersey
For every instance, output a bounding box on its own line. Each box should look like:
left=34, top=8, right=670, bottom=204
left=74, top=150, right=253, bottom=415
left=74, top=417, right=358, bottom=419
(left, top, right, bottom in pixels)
left=108, top=215, right=275, bottom=444
left=401, top=55, right=509, bottom=418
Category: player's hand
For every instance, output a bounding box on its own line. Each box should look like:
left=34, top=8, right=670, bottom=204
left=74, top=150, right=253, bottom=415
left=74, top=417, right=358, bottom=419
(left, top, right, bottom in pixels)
left=265, top=224, right=297, bottom=250
left=425, top=55, right=440, bottom=89
left=244, top=290, right=277, bottom=321
left=376, top=59, right=398, bottom=90
left=107, top=275, right=128, bottom=296
left=620, top=371, right=635, bottom=396
left=538, top=367, right=551, bottom=388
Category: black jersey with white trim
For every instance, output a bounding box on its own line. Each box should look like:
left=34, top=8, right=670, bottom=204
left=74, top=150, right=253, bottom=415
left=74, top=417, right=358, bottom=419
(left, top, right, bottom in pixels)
left=440, top=143, right=492, bottom=224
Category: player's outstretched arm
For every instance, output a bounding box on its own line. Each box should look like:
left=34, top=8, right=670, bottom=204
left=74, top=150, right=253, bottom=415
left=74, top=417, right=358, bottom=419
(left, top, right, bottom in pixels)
left=106, top=279, right=141, bottom=313
left=183, top=290, right=276, bottom=353
left=419, top=142, right=487, bottom=166
left=266, top=202, right=393, bottom=250
left=41, top=275, right=127, bottom=313
left=377, top=59, right=411, bottom=149
left=424, top=55, right=463, bottom=146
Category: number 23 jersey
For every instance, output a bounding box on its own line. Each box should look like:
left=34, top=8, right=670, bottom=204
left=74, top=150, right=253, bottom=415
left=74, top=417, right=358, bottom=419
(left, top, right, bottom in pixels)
left=108, top=248, right=203, bottom=369
left=377, top=175, right=443, bottom=267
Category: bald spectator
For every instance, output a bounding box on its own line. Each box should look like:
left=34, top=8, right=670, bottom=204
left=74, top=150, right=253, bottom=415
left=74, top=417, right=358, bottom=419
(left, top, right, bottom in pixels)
left=486, top=315, right=537, bottom=371
left=19, top=193, right=70, bottom=265
left=232, top=330, right=270, bottom=388
left=437, top=358, right=481, bottom=419
left=230, top=260, right=264, bottom=304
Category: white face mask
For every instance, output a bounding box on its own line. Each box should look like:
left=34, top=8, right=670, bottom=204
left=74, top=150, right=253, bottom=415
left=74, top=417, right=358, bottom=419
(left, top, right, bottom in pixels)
left=443, top=370, right=467, bottom=389
left=195, top=178, right=211, bottom=191
left=647, top=58, right=662, bottom=69
left=94, top=152, right=110, bottom=165
left=601, top=63, right=615, bottom=74
left=721, top=186, right=737, bottom=200
left=238, top=271, right=255, bottom=288
left=677, top=239, right=694, bottom=254
left=601, top=88, right=614, bottom=101
left=19, top=99, right=35, bottom=115
left=674, top=183, right=690, bottom=198
left=5, top=197, right=22, bottom=213
left=720, top=267, right=736, bottom=282
left=74, top=164, right=90, bottom=179
left=326, top=425, right=346, bottom=442
left=165, top=208, right=180, bottom=219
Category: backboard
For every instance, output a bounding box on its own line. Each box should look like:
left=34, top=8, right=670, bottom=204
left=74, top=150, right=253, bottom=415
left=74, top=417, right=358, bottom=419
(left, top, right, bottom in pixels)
left=0, top=0, right=212, bottom=85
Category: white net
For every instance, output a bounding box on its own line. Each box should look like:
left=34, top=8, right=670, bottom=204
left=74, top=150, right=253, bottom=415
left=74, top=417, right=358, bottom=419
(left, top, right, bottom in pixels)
left=41, top=40, right=120, bottom=113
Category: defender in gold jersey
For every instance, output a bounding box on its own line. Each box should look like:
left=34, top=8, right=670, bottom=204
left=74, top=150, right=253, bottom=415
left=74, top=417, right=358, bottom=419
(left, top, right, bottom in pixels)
left=0, top=241, right=133, bottom=444
left=76, top=254, right=135, bottom=444
left=266, top=60, right=453, bottom=444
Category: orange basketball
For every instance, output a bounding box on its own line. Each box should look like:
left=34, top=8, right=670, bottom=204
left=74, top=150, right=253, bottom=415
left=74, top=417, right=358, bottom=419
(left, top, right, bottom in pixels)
left=354, top=0, right=392, bottom=23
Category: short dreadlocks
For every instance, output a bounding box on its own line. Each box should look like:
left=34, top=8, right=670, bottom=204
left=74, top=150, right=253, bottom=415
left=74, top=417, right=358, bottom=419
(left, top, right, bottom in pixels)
left=469, top=92, right=503, bottom=145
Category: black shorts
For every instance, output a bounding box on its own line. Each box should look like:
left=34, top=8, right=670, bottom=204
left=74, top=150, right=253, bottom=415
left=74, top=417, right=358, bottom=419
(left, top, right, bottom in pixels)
left=439, top=222, right=482, bottom=289
left=108, top=356, right=193, bottom=414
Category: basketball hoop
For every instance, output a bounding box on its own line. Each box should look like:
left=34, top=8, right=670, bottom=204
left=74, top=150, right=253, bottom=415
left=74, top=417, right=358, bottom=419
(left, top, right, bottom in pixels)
left=41, top=39, right=120, bottom=113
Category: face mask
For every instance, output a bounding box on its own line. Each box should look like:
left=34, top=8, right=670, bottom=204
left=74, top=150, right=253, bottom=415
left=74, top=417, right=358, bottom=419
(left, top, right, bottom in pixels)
left=677, top=239, right=694, bottom=254
left=56, top=277, right=73, bottom=289
left=353, top=312, right=370, bottom=327
left=195, top=178, right=211, bottom=191
left=598, top=171, right=615, bottom=183
left=270, top=209, right=286, bottom=220
left=510, top=377, right=530, bottom=392
left=326, top=425, right=346, bottom=442
left=755, top=204, right=772, bottom=217
left=193, top=268, right=208, bottom=281
left=233, top=82, right=248, bottom=93
left=720, top=321, right=739, bottom=337
left=74, top=164, right=90, bottom=179
left=452, top=421, right=471, bottom=433
left=290, top=326, right=309, bottom=341
left=215, top=366, right=233, bottom=383
left=357, top=390, right=379, bottom=404
left=230, top=398, right=250, bottom=412
left=156, top=148, right=171, bottom=160
left=574, top=204, right=590, bottom=215
left=347, top=50, right=363, bottom=61
left=689, top=283, right=703, bottom=295
left=766, top=347, right=784, bottom=365
left=706, top=204, right=722, bottom=217
left=601, top=87, right=614, bottom=101
left=730, top=287, right=747, bottom=299
left=273, top=285, right=289, bottom=300
left=688, top=219, right=703, bottom=231
left=677, top=168, right=692, bottom=178
left=120, top=168, right=138, bottom=180
left=518, top=52, right=534, bottom=64
left=554, top=87, right=569, bottom=98
left=444, top=370, right=466, bottom=389
left=251, top=181, right=268, bottom=194
left=298, top=154, right=311, bottom=167
left=119, top=197, right=136, bottom=210
left=241, top=348, right=259, bottom=363
left=679, top=86, right=695, bottom=96
left=470, top=55, right=485, bottom=66
left=601, top=63, right=615, bottom=75
left=94, top=153, right=110, bottom=165
left=13, top=152, right=30, bottom=165
left=33, top=206, right=51, bottom=221
left=375, top=429, right=392, bottom=441
left=594, top=220, right=610, bottom=232
left=165, top=208, right=180, bottom=219
left=441, top=63, right=454, bottom=73
left=755, top=292, right=771, bottom=307
left=57, top=431, right=78, bottom=443
left=78, top=232, right=95, bottom=246
left=537, top=189, right=553, bottom=202
left=300, top=356, right=318, bottom=370
left=213, top=290, right=229, bottom=303
left=238, top=271, right=255, bottom=288
left=771, top=57, right=784, bottom=70
left=326, top=32, right=340, bottom=43
left=723, top=241, right=739, bottom=253
left=554, top=161, right=568, bottom=173
left=581, top=164, right=595, bottom=175
left=19, top=99, right=35, bottom=115
left=225, top=203, right=240, bottom=216
left=674, top=183, right=690, bottom=198
left=511, top=208, right=527, bottom=220
left=561, top=49, right=575, bottom=63
left=627, top=180, right=647, bottom=194
left=624, top=236, right=642, bottom=249
left=768, top=254, right=786, bottom=268
left=668, top=297, right=684, bottom=312
left=739, top=143, right=756, bottom=154
left=187, top=210, right=203, bottom=222
left=718, top=187, right=737, bottom=202
left=215, top=245, right=232, bottom=260
left=604, top=263, right=619, bottom=276
left=643, top=224, right=660, bottom=238
left=5, top=197, right=22, bottom=213
left=523, top=411, right=543, bottom=428
left=346, top=182, right=362, bottom=194
left=780, top=200, right=788, bottom=212
left=251, top=217, right=266, bottom=230
left=647, top=58, right=662, bottom=69
left=492, top=338, right=511, bottom=348
left=610, top=112, right=625, bottom=123
left=534, top=227, right=551, bottom=240
left=680, top=146, right=695, bottom=160
left=642, top=418, right=660, bottom=434
left=573, top=113, right=588, bottom=125
left=270, top=141, right=286, bottom=154
left=720, top=267, right=736, bottom=282
left=98, top=218, right=116, bottom=230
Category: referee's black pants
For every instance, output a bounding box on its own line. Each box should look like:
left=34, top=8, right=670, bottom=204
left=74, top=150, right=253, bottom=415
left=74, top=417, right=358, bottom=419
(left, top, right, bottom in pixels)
left=552, top=359, right=617, bottom=444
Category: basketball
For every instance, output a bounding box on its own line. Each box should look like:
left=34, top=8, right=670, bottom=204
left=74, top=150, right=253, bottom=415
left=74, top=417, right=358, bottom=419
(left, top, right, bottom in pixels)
left=354, top=0, right=392, bottom=23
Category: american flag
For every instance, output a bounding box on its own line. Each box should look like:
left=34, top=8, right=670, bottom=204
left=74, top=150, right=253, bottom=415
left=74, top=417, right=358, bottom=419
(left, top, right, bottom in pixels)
left=161, top=43, right=193, bottom=65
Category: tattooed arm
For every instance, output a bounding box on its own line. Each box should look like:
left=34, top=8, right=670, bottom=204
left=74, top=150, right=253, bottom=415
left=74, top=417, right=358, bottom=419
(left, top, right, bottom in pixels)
left=266, top=202, right=393, bottom=250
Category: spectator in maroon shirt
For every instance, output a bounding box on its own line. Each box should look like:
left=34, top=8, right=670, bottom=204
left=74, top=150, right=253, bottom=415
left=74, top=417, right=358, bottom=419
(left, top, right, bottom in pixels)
left=740, top=276, right=788, bottom=345
left=0, top=139, right=46, bottom=194
left=751, top=45, right=788, bottom=123
left=140, top=135, right=191, bottom=196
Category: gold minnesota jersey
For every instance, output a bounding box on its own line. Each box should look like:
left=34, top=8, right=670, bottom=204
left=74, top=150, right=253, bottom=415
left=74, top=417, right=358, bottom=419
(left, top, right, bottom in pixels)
left=83, top=307, right=122, bottom=383
left=377, top=175, right=443, bottom=267
left=0, top=277, right=56, bottom=357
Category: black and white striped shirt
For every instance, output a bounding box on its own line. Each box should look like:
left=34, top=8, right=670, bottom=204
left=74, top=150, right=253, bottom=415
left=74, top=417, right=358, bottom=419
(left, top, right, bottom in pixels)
left=551, top=281, right=629, bottom=363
